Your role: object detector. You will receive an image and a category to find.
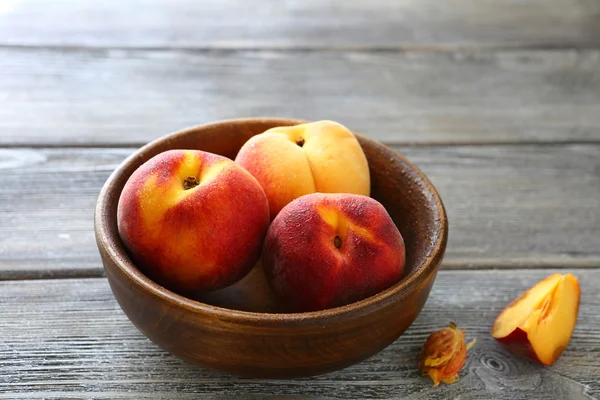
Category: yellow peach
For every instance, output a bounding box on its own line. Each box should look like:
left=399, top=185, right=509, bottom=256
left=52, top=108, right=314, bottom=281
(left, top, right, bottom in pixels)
left=235, top=120, right=370, bottom=219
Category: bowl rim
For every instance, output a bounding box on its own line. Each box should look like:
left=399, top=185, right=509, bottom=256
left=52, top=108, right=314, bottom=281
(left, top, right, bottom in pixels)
left=95, top=118, right=448, bottom=325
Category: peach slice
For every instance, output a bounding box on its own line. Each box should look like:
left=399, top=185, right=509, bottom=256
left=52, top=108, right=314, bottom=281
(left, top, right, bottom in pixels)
left=491, top=273, right=580, bottom=366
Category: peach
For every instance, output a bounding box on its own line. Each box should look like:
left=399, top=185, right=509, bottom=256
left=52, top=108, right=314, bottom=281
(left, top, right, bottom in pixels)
left=117, top=149, right=270, bottom=294
left=235, top=120, right=370, bottom=220
left=491, top=273, right=580, bottom=366
left=262, top=193, right=405, bottom=312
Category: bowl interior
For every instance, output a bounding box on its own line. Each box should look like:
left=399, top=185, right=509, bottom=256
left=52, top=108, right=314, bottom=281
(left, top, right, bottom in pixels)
left=100, top=118, right=446, bottom=314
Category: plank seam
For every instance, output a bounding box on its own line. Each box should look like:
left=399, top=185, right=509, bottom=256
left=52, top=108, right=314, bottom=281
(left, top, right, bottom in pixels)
left=0, top=43, right=599, bottom=52
left=2, top=140, right=600, bottom=150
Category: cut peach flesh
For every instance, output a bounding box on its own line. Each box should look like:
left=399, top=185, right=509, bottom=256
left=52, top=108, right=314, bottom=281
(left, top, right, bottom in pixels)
left=492, top=273, right=580, bottom=366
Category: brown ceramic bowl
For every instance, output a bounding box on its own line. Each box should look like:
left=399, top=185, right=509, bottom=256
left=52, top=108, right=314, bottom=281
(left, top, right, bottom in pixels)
left=94, top=118, right=447, bottom=379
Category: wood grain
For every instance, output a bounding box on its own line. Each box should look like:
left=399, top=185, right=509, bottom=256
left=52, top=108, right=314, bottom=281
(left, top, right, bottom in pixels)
left=0, top=0, right=599, bottom=49
left=0, top=270, right=597, bottom=398
left=0, top=145, right=599, bottom=280
left=1, top=48, right=600, bottom=146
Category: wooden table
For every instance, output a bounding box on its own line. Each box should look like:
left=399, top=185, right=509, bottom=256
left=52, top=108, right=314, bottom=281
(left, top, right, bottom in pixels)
left=1, top=1, right=599, bottom=398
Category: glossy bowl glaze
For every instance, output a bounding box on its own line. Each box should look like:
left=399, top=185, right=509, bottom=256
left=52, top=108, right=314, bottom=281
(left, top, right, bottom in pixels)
left=95, top=118, right=448, bottom=378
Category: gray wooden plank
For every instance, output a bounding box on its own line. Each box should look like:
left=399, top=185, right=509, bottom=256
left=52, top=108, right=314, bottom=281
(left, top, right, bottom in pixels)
left=0, top=145, right=599, bottom=279
left=0, top=0, right=599, bottom=49
left=0, top=270, right=597, bottom=399
left=1, top=48, right=600, bottom=146
left=0, top=148, right=133, bottom=279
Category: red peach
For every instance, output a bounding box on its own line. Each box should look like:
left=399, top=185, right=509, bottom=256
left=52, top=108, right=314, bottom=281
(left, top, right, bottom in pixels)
left=117, top=149, right=270, bottom=294
left=262, top=193, right=406, bottom=312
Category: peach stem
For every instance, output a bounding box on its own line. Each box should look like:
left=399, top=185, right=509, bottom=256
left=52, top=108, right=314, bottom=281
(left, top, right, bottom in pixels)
left=183, top=176, right=200, bottom=190
left=334, top=236, right=342, bottom=249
